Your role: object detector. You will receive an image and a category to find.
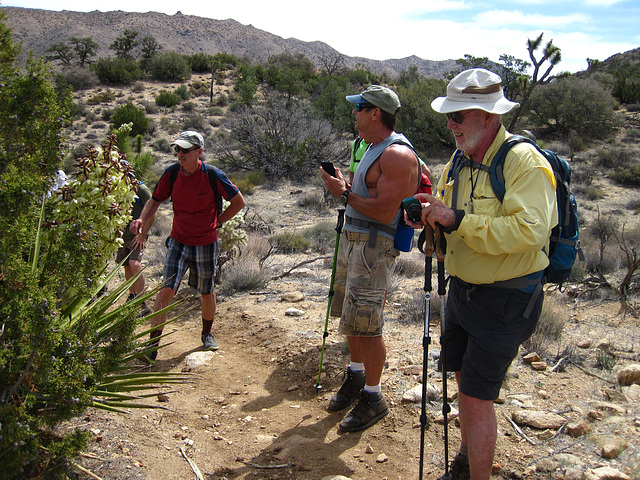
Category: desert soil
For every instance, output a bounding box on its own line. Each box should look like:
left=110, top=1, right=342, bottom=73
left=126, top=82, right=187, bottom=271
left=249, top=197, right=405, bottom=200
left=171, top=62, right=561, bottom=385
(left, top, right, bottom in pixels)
left=60, top=181, right=640, bottom=480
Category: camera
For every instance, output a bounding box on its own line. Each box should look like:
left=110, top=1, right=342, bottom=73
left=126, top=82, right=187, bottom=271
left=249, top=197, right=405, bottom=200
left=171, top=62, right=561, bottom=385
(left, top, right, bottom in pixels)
left=402, top=197, right=423, bottom=224
left=321, top=161, right=336, bottom=177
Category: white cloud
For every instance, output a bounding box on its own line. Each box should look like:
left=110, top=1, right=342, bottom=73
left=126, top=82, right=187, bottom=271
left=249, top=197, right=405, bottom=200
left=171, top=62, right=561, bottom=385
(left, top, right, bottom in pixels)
left=475, top=9, right=590, bottom=27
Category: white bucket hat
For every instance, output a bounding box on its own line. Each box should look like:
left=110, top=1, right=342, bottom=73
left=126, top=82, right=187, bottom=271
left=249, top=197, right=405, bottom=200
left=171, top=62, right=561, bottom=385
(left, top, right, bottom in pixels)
left=431, top=68, right=519, bottom=115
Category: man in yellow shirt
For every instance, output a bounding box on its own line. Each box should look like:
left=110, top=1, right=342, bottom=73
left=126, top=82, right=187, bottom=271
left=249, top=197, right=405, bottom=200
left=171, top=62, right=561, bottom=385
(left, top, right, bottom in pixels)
left=408, top=69, right=557, bottom=480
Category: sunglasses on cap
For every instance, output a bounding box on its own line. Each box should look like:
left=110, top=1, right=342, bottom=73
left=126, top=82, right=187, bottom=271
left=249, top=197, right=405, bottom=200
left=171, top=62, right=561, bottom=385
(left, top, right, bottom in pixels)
left=445, top=111, right=472, bottom=125
left=174, top=145, right=199, bottom=154
left=356, top=103, right=376, bottom=112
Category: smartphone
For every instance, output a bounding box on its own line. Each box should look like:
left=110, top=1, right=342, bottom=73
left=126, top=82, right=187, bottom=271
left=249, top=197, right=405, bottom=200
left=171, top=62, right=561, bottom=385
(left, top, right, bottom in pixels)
left=321, top=161, right=336, bottom=177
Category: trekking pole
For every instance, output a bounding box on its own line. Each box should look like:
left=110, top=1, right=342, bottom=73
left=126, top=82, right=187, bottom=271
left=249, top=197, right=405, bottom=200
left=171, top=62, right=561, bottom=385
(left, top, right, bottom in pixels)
left=418, top=223, right=435, bottom=480
left=435, top=225, right=452, bottom=480
left=314, top=207, right=346, bottom=392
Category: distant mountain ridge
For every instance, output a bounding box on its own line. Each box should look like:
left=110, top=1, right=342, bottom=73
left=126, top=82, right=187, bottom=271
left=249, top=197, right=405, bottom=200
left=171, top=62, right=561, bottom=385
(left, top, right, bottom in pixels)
left=2, top=7, right=458, bottom=79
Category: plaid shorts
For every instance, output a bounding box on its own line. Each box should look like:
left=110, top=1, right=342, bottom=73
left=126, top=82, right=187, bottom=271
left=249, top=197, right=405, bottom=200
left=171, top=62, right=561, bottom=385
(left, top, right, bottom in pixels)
left=162, top=237, right=219, bottom=295
left=115, top=236, right=144, bottom=266
left=330, top=234, right=398, bottom=336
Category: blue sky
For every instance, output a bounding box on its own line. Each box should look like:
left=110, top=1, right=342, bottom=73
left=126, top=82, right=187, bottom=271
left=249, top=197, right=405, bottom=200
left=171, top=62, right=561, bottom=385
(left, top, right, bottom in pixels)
left=2, top=0, right=639, bottom=74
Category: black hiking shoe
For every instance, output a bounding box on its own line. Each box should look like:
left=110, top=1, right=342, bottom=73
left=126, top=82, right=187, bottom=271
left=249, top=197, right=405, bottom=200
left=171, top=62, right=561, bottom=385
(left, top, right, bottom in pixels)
left=201, top=332, right=219, bottom=351
left=328, top=368, right=366, bottom=411
left=438, top=452, right=470, bottom=480
left=138, top=301, right=152, bottom=318
left=338, top=390, right=389, bottom=432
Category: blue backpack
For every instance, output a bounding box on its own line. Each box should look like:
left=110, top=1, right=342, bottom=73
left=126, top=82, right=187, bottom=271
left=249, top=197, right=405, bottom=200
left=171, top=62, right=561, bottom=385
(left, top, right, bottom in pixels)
left=489, top=135, right=583, bottom=286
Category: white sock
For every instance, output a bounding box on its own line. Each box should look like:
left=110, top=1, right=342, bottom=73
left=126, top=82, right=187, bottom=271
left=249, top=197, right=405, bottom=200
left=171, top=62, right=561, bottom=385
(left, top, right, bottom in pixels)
left=364, top=384, right=381, bottom=393
left=349, top=361, right=365, bottom=372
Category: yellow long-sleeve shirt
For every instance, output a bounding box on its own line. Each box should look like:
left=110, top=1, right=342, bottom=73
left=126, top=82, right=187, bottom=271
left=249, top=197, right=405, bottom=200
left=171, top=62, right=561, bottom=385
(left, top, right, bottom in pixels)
left=435, top=125, right=558, bottom=285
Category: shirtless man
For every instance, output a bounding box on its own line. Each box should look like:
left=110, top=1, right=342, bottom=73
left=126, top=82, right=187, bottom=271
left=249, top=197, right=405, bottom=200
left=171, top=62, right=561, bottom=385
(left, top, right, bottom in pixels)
left=320, top=85, right=421, bottom=432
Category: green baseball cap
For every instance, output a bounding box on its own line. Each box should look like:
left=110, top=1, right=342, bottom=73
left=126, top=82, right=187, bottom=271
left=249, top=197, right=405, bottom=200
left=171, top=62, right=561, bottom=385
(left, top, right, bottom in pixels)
left=346, top=85, right=401, bottom=115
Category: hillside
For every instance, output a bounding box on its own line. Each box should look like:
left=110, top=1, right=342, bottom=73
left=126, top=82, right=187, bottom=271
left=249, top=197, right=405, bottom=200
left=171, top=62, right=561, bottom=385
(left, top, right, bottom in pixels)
left=2, top=6, right=458, bottom=79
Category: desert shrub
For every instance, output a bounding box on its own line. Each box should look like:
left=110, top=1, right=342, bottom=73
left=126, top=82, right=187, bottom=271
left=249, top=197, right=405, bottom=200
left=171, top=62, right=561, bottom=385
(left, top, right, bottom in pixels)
left=111, top=101, right=148, bottom=136
left=188, top=52, right=215, bottom=72
left=523, top=297, right=567, bottom=356
left=190, top=78, right=210, bottom=97
left=611, top=165, right=640, bottom=187
left=595, top=146, right=633, bottom=170
left=92, top=57, right=143, bottom=84
left=101, top=107, right=113, bottom=121
left=56, top=66, right=98, bottom=91
left=214, top=93, right=229, bottom=107
left=626, top=197, right=640, bottom=212
left=247, top=170, right=266, bottom=186
left=182, top=112, right=207, bottom=131
left=87, top=88, right=116, bottom=104
left=141, top=99, right=159, bottom=114
left=208, top=106, right=225, bottom=116
left=269, top=231, right=310, bottom=253
left=220, top=95, right=344, bottom=181
left=296, top=189, right=326, bottom=213
left=595, top=345, right=616, bottom=370
left=217, top=255, right=270, bottom=296
left=571, top=165, right=595, bottom=186
left=148, top=51, right=192, bottom=82
left=229, top=174, right=255, bottom=196
left=573, top=184, right=604, bottom=201
left=394, top=254, right=424, bottom=278
left=156, top=89, right=180, bottom=108
left=182, top=101, right=196, bottom=112
left=175, top=84, right=191, bottom=100
left=152, top=138, right=172, bottom=153
left=303, top=221, right=336, bottom=253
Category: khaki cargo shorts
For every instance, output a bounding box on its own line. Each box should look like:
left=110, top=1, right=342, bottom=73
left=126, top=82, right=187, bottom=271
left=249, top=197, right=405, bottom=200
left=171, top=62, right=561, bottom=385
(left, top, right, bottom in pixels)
left=330, top=233, right=398, bottom=336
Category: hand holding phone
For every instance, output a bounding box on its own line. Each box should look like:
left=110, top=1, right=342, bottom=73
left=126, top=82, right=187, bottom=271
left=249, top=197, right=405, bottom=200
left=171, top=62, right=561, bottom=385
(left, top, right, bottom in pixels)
left=321, top=161, right=336, bottom=177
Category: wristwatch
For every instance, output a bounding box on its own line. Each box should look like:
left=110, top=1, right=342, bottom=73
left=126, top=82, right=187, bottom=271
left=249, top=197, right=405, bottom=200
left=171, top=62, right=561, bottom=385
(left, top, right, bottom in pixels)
left=340, top=189, right=351, bottom=205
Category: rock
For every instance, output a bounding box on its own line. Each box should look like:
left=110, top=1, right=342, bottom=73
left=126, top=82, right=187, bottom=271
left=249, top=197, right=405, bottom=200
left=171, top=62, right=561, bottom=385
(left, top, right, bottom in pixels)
left=365, top=444, right=374, bottom=454
left=583, top=466, right=631, bottom=480
left=321, top=476, right=353, bottom=480
left=577, top=338, right=592, bottom=348
left=185, top=351, right=216, bottom=367
left=595, top=338, right=611, bottom=350
left=622, top=383, right=640, bottom=402
left=589, top=434, right=629, bottom=459
left=531, top=361, right=548, bottom=371
left=435, top=406, right=459, bottom=424
left=401, top=383, right=440, bottom=403
left=376, top=453, right=388, bottom=463
left=602, top=388, right=628, bottom=403
left=285, top=308, right=305, bottom=317
left=281, top=291, right=305, bottom=302
left=566, top=420, right=591, bottom=437
left=523, top=352, right=541, bottom=364
left=511, top=410, right=566, bottom=429
left=590, top=401, right=627, bottom=416
left=403, top=365, right=422, bottom=376
left=617, top=363, right=640, bottom=386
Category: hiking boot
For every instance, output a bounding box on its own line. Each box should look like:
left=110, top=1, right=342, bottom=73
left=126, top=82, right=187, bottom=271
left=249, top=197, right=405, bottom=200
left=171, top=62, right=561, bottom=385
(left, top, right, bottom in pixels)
left=438, top=452, right=470, bottom=480
left=126, top=292, right=137, bottom=303
left=138, top=301, right=152, bottom=318
left=338, top=390, right=389, bottom=432
left=201, top=332, right=219, bottom=351
left=328, top=368, right=366, bottom=411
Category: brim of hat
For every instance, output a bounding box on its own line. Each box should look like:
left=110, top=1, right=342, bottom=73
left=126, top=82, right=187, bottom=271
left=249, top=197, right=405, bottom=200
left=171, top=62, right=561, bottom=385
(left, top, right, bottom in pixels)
left=171, top=139, right=198, bottom=148
left=346, top=94, right=366, bottom=104
left=431, top=96, right=520, bottom=115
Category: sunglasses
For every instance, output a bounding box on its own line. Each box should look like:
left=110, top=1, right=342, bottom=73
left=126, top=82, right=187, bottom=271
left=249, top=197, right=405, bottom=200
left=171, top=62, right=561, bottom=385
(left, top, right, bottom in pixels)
left=445, top=111, right=472, bottom=124
left=174, top=145, right=199, bottom=154
left=356, top=103, right=376, bottom=112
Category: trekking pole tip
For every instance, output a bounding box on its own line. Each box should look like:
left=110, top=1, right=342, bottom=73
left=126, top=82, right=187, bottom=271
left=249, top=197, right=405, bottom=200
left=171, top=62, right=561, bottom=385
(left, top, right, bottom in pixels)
left=314, top=383, right=323, bottom=393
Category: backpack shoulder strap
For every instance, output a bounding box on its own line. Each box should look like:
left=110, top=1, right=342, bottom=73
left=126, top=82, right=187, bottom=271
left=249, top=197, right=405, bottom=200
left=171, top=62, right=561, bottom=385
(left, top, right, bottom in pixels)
left=203, top=163, right=224, bottom=216
left=490, top=135, right=537, bottom=203
left=167, top=162, right=181, bottom=191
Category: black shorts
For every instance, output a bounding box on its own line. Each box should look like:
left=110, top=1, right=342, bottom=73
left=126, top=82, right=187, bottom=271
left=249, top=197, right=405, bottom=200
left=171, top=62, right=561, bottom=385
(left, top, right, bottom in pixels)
left=442, top=276, right=542, bottom=401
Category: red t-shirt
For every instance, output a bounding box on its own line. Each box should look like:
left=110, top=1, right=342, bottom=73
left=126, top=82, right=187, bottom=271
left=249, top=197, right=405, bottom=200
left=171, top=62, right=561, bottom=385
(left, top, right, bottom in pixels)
left=153, top=161, right=237, bottom=246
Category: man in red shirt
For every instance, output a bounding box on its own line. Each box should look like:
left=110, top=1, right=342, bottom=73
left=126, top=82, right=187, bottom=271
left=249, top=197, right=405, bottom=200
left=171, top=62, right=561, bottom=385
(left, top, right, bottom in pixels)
left=130, top=131, right=245, bottom=361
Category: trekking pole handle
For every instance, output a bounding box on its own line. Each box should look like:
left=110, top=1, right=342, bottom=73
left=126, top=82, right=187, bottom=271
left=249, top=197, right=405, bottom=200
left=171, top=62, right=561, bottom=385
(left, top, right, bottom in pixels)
left=422, top=223, right=434, bottom=257
left=435, top=225, right=447, bottom=297
left=335, top=208, right=345, bottom=234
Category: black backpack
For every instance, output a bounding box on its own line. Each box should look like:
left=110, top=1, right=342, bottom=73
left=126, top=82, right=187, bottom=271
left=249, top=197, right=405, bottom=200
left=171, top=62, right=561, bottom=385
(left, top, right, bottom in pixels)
left=488, top=135, right=583, bottom=286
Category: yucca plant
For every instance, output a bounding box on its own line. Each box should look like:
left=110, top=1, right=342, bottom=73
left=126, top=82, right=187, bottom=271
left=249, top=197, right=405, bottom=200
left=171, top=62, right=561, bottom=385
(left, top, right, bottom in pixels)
left=0, top=135, right=191, bottom=480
